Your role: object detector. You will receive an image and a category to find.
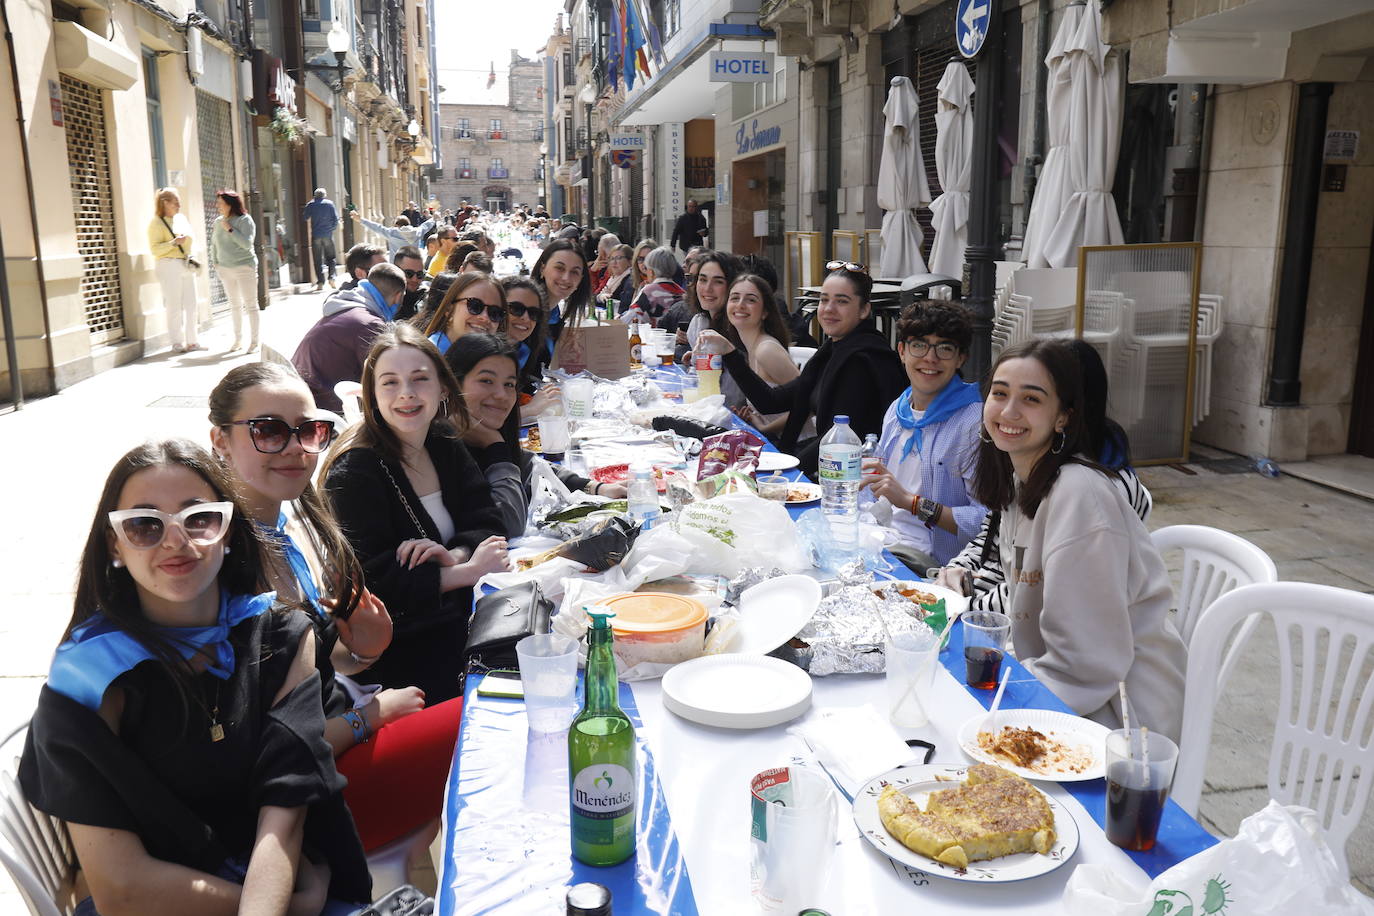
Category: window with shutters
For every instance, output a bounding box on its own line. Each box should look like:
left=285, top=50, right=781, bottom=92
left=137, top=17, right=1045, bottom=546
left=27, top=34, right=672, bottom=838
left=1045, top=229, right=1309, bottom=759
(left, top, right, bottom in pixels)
left=143, top=49, right=167, bottom=189
left=61, top=75, right=124, bottom=343
left=196, top=90, right=236, bottom=312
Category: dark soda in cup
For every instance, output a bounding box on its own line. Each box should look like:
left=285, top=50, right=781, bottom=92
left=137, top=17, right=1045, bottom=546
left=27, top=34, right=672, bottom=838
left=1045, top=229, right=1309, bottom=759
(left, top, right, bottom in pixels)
left=1105, top=763, right=1169, bottom=851
left=964, top=646, right=1003, bottom=690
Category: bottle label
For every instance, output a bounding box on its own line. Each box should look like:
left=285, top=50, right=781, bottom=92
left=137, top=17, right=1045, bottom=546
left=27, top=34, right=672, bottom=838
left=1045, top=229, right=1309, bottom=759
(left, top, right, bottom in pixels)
left=818, top=447, right=861, bottom=483
left=693, top=352, right=722, bottom=373
left=630, top=343, right=643, bottom=361
left=572, top=763, right=634, bottom=842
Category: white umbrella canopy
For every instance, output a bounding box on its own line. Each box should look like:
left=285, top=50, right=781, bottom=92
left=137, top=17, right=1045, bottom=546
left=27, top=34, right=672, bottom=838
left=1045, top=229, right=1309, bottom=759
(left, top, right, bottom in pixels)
left=876, top=76, right=932, bottom=279
left=1043, top=0, right=1124, bottom=268
left=928, top=61, right=975, bottom=280
left=1021, top=2, right=1083, bottom=269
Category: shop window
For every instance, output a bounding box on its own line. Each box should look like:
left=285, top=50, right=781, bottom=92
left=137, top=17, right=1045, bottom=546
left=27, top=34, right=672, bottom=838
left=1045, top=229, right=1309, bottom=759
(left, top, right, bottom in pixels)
left=143, top=48, right=168, bottom=190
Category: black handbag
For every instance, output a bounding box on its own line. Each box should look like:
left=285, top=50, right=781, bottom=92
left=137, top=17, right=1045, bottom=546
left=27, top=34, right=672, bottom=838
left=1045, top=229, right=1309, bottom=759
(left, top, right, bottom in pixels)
left=464, top=580, right=553, bottom=669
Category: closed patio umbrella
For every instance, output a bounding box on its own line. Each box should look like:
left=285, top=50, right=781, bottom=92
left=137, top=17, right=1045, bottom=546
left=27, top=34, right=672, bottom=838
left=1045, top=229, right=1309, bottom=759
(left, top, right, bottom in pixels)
left=1021, top=2, right=1083, bottom=269
left=928, top=61, right=975, bottom=280
left=877, top=76, right=932, bottom=279
left=1042, top=0, right=1124, bottom=268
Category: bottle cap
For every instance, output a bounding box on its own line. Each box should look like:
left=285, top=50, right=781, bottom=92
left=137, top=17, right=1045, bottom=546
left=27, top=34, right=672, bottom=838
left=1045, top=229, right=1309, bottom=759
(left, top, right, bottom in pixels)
left=585, top=607, right=616, bottom=629
left=566, top=882, right=612, bottom=916
left=834, top=415, right=850, bottom=424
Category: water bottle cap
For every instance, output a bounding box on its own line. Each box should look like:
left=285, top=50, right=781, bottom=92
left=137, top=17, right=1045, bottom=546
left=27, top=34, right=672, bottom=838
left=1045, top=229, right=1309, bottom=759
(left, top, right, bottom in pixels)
left=834, top=415, right=850, bottom=424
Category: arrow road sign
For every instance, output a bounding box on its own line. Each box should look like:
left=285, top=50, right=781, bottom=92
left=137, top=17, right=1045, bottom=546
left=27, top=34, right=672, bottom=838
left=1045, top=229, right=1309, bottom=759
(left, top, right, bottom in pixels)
left=957, top=0, right=990, bottom=58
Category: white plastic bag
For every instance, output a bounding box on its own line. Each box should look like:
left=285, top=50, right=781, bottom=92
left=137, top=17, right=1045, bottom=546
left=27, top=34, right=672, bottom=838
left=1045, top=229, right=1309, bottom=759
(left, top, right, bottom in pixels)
left=672, top=492, right=809, bottom=578
left=1062, top=802, right=1374, bottom=915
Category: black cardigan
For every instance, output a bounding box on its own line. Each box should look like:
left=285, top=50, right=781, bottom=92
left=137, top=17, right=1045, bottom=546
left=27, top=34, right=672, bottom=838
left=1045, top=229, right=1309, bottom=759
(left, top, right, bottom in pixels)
left=723, top=324, right=907, bottom=476
left=323, top=431, right=504, bottom=635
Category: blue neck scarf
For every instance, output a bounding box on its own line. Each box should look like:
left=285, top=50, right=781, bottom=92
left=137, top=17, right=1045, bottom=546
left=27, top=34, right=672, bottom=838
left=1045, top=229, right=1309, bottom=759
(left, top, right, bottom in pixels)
left=428, top=329, right=452, bottom=355
left=516, top=341, right=531, bottom=369
left=358, top=280, right=397, bottom=322
left=48, top=590, right=275, bottom=711
left=258, top=515, right=323, bottom=617
left=895, top=378, right=983, bottom=460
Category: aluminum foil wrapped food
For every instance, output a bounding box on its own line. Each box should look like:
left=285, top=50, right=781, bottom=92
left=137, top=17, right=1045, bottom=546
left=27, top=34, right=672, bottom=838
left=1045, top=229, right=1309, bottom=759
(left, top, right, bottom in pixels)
left=724, top=567, right=792, bottom=606
left=789, top=583, right=924, bottom=676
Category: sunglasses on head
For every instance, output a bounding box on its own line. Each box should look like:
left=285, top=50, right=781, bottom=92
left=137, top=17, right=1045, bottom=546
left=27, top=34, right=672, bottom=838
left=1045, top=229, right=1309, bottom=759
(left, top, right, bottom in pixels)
left=108, top=502, right=235, bottom=551
left=461, top=298, right=507, bottom=322
left=506, top=301, right=544, bottom=320
left=825, top=260, right=869, bottom=274
left=226, top=417, right=335, bottom=454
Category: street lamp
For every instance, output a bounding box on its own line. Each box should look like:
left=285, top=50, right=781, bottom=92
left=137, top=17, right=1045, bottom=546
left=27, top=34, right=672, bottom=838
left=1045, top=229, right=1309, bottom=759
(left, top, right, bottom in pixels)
left=304, top=20, right=352, bottom=92
left=407, top=119, right=420, bottom=138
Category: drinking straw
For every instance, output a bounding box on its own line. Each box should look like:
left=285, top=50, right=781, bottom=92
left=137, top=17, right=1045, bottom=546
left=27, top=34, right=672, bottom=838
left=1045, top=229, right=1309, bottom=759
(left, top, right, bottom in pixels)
left=1118, top=681, right=1131, bottom=734
left=1141, top=726, right=1151, bottom=789
left=985, top=666, right=1011, bottom=733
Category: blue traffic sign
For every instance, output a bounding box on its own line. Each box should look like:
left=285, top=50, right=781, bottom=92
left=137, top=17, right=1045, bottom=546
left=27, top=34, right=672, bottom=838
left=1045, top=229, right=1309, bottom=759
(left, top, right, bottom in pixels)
left=956, top=0, right=990, bottom=58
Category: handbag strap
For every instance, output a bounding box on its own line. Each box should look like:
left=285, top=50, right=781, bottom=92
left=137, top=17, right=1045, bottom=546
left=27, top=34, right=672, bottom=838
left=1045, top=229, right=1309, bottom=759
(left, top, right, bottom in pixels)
left=160, top=216, right=189, bottom=258
left=377, top=457, right=430, bottom=539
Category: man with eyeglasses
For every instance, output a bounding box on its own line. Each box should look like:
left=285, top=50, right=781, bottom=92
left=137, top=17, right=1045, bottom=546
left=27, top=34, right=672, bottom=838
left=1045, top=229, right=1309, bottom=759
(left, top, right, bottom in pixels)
left=293, top=262, right=407, bottom=413
left=860, top=300, right=987, bottom=573
left=427, top=229, right=460, bottom=278
left=393, top=245, right=428, bottom=321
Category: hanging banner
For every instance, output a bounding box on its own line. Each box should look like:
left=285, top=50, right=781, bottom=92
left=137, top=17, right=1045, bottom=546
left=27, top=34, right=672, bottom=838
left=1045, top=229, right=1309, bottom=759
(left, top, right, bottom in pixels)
left=709, top=51, right=775, bottom=83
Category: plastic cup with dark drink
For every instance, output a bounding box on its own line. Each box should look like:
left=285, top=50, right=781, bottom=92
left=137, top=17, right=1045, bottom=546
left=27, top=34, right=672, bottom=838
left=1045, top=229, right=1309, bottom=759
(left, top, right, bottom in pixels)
left=961, top=611, right=1010, bottom=689
left=1104, top=727, right=1179, bottom=851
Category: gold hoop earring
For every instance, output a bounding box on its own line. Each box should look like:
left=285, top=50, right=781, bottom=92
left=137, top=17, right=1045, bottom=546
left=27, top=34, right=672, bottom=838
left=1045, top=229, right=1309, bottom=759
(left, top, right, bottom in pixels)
left=1051, top=430, right=1066, bottom=455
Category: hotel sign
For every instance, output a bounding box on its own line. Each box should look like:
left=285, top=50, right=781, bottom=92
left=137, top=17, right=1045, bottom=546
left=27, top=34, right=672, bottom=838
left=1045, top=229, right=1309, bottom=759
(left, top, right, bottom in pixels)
left=709, top=50, right=775, bottom=83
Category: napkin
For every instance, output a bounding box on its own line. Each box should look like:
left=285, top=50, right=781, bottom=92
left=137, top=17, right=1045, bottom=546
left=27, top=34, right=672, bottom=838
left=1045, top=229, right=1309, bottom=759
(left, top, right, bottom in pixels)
left=788, top=705, right=921, bottom=799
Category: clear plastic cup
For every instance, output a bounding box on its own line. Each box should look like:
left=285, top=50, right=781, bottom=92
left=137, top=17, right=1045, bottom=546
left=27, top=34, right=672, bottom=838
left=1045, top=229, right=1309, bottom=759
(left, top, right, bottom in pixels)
left=536, top=415, right=570, bottom=459
left=962, top=610, right=1011, bottom=690
left=885, top=626, right=940, bottom=728
left=515, top=633, right=579, bottom=733
left=756, top=474, right=791, bottom=501
left=1105, top=728, right=1179, bottom=851
left=563, top=377, right=595, bottom=420
left=750, top=767, right=836, bottom=913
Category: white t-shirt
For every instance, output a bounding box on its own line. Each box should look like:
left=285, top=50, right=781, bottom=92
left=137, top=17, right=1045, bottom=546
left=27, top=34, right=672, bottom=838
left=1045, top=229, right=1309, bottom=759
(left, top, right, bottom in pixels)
left=418, top=490, right=456, bottom=544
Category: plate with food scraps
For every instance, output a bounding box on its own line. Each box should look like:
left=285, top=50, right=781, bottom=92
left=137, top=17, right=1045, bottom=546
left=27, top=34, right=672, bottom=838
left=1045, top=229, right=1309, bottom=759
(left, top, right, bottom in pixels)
left=853, top=763, right=1078, bottom=883
left=756, top=451, right=800, bottom=472
left=592, top=463, right=669, bottom=493
left=956, top=709, right=1111, bottom=782
left=874, top=580, right=969, bottom=621
left=784, top=482, right=822, bottom=505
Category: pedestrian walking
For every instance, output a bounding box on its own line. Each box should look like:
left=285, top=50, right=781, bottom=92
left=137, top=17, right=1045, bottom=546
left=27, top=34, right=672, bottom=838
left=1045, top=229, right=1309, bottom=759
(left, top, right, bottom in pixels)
left=303, top=188, right=340, bottom=289
left=669, top=199, right=709, bottom=254
left=209, top=189, right=259, bottom=353
left=148, top=188, right=204, bottom=353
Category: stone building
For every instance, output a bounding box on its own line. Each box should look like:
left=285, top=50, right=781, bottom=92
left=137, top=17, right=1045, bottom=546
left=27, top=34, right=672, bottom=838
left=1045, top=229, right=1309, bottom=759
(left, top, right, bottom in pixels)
left=432, top=51, right=545, bottom=212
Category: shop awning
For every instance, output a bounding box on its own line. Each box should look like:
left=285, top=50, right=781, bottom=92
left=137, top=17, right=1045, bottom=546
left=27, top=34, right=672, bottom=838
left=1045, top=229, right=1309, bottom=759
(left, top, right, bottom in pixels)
left=615, top=23, right=774, bottom=127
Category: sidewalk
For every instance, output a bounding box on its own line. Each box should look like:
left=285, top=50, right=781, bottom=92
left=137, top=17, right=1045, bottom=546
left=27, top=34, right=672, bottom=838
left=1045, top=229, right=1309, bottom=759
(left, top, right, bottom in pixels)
left=0, top=298, right=1369, bottom=903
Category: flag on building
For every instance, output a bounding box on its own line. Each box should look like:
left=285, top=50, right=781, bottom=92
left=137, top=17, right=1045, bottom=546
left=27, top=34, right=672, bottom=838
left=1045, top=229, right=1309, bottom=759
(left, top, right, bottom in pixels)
left=641, top=0, right=665, bottom=67
left=486, top=62, right=496, bottom=89
left=619, top=0, right=637, bottom=91
left=608, top=0, right=622, bottom=91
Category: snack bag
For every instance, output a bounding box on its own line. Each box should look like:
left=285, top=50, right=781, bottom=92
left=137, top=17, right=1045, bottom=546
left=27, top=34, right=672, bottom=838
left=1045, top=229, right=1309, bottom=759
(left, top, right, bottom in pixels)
left=696, top=429, right=765, bottom=481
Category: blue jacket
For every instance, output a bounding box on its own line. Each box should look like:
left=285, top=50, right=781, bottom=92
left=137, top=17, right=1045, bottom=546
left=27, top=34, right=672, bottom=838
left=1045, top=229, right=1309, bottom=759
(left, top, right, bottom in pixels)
left=303, top=198, right=339, bottom=236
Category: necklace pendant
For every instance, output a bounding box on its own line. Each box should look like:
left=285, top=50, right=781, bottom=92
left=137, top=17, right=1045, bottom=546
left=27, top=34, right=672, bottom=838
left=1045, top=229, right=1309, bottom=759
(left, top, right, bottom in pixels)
left=209, top=709, right=225, bottom=742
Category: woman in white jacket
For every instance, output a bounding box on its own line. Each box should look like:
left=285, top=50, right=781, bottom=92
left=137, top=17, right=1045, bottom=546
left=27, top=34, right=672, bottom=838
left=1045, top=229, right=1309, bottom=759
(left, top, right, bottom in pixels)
left=971, top=338, right=1187, bottom=742
left=149, top=188, right=202, bottom=352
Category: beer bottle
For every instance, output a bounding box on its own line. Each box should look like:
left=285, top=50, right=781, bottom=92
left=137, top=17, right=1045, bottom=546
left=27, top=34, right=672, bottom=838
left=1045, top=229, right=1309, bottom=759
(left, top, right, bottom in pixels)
left=628, top=321, right=643, bottom=370
left=569, top=609, right=636, bottom=866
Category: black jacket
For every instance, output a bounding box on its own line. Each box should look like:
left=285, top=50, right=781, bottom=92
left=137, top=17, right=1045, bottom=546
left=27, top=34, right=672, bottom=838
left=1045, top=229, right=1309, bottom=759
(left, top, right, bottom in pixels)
left=723, top=324, right=906, bottom=476
left=670, top=210, right=708, bottom=251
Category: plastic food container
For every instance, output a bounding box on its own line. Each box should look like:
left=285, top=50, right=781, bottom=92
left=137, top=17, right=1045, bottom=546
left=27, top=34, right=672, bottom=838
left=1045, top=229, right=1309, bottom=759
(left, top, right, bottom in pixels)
left=604, top=592, right=708, bottom=669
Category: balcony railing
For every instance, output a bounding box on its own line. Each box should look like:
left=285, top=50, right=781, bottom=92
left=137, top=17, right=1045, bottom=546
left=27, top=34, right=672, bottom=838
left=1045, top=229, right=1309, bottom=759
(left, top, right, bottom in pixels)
left=458, top=169, right=473, bottom=179
left=488, top=168, right=509, bottom=179
left=456, top=128, right=473, bottom=139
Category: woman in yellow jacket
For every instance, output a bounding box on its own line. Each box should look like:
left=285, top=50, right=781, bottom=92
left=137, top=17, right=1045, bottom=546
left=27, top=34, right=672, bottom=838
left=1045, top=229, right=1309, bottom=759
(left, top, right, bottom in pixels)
left=149, top=188, right=203, bottom=352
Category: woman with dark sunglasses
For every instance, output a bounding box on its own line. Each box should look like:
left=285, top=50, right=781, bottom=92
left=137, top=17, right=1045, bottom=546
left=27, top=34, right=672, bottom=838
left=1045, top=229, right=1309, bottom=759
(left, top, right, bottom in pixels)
left=699, top=262, right=906, bottom=477
left=499, top=276, right=564, bottom=426
left=20, top=439, right=370, bottom=914
left=209, top=363, right=462, bottom=854
left=422, top=271, right=507, bottom=355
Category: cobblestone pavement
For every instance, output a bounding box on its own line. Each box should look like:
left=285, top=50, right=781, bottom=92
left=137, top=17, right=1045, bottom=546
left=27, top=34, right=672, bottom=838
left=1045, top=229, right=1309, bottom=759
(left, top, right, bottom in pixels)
left=0, top=290, right=1369, bottom=905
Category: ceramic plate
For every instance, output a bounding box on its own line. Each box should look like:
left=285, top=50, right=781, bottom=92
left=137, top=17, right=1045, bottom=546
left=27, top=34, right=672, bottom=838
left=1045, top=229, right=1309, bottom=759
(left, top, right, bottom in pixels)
left=957, top=709, right=1111, bottom=782
left=661, top=655, right=812, bottom=729
left=784, top=482, right=822, bottom=505
left=757, top=452, right=801, bottom=472
left=853, top=764, right=1079, bottom=883
left=729, top=575, right=822, bottom=654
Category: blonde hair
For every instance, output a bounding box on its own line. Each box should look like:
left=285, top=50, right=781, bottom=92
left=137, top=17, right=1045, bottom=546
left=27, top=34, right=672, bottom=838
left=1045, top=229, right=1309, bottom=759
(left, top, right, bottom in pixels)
left=155, top=187, right=181, bottom=218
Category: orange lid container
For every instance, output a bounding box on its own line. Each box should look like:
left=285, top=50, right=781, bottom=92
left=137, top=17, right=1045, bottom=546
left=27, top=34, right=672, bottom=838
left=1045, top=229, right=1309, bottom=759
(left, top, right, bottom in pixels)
left=604, top=592, right=708, bottom=636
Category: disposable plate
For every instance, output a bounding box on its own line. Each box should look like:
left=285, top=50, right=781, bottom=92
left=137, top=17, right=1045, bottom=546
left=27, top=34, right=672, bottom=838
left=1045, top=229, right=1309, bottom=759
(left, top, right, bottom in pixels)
left=661, top=655, right=812, bottom=729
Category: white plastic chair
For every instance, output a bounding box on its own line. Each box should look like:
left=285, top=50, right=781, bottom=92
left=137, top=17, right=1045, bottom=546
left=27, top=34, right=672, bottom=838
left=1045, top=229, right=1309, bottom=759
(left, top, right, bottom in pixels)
left=788, top=347, right=817, bottom=370
left=366, top=820, right=439, bottom=899
left=1150, top=525, right=1277, bottom=689
left=1174, top=582, right=1374, bottom=876
left=0, top=724, right=76, bottom=916
left=334, top=380, right=364, bottom=427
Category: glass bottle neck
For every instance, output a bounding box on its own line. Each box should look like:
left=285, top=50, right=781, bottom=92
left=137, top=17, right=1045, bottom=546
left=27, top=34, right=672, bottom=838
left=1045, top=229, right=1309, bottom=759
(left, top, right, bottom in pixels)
left=584, top=627, right=622, bottom=715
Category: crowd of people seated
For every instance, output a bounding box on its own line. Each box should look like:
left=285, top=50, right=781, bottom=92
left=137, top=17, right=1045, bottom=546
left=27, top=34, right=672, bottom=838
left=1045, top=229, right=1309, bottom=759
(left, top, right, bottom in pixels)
left=18, top=205, right=1186, bottom=914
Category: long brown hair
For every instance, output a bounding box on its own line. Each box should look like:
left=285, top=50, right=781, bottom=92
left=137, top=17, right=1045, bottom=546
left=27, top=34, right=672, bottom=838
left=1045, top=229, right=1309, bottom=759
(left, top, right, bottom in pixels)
left=208, top=363, right=365, bottom=620
left=321, top=324, right=470, bottom=477
left=71, top=439, right=269, bottom=716
left=970, top=338, right=1104, bottom=518
left=499, top=275, right=548, bottom=377
left=728, top=273, right=791, bottom=348
left=422, top=271, right=508, bottom=339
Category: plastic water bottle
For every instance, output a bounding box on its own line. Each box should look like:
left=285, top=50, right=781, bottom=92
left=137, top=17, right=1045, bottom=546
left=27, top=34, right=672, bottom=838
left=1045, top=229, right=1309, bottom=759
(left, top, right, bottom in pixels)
left=858, top=433, right=881, bottom=510
left=861, top=433, right=879, bottom=459
left=1251, top=455, right=1281, bottom=478
left=626, top=464, right=660, bottom=531
left=818, top=416, right=863, bottom=547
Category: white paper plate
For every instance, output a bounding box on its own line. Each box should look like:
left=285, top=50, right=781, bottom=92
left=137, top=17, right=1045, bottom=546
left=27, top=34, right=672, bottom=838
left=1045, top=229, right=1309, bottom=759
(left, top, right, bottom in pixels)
left=661, top=655, right=812, bottom=729
left=729, top=575, right=822, bottom=655
left=757, top=451, right=800, bottom=472
left=957, top=709, right=1111, bottom=781
left=784, top=482, right=822, bottom=505
left=853, top=764, right=1079, bottom=883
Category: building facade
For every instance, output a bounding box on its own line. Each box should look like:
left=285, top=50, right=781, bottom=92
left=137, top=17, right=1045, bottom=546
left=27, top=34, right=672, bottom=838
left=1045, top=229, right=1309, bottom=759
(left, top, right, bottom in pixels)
left=430, top=51, right=545, bottom=213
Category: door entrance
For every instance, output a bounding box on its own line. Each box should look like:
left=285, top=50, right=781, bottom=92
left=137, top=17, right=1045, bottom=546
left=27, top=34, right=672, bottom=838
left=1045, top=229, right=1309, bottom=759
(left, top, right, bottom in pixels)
left=61, top=75, right=124, bottom=344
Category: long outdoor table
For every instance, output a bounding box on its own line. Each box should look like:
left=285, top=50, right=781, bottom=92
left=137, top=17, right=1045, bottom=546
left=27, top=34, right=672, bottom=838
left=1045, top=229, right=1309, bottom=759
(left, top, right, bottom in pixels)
left=436, top=385, right=1217, bottom=912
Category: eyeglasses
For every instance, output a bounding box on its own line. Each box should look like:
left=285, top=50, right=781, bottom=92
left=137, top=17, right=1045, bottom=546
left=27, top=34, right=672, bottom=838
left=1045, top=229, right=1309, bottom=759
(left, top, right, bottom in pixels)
left=506, top=301, right=544, bottom=320
left=825, top=260, right=868, bottom=274
left=401, top=269, right=425, bottom=279
left=905, top=339, right=961, bottom=360
left=108, top=502, right=235, bottom=551
left=225, top=417, right=335, bottom=454
left=461, top=298, right=507, bottom=322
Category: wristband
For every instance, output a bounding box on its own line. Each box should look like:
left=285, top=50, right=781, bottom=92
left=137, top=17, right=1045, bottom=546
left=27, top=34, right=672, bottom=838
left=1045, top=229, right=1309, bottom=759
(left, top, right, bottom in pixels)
left=349, top=649, right=381, bottom=667
left=342, top=708, right=372, bottom=744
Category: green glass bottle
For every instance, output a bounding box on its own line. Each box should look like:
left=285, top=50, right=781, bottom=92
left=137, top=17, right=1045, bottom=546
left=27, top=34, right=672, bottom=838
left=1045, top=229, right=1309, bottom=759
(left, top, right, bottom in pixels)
left=569, top=609, right=636, bottom=866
